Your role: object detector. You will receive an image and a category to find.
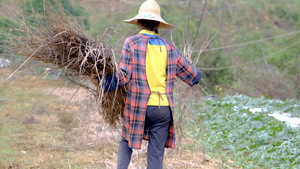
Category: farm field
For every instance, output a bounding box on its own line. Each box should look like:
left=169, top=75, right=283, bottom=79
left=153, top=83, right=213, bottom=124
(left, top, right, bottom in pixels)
left=1, top=0, right=300, bottom=168
left=190, top=95, right=300, bottom=168
left=0, top=68, right=219, bottom=169
left=1, top=68, right=299, bottom=168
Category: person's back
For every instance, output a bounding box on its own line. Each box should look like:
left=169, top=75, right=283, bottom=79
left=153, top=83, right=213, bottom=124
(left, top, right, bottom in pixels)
left=115, top=0, right=202, bottom=168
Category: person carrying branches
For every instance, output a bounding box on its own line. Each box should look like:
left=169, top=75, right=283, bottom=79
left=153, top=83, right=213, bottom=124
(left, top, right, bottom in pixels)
left=92, top=0, right=202, bottom=168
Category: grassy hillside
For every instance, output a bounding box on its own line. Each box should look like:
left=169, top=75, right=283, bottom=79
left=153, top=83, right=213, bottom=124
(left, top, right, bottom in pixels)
left=86, top=0, right=300, bottom=99
left=1, top=0, right=299, bottom=100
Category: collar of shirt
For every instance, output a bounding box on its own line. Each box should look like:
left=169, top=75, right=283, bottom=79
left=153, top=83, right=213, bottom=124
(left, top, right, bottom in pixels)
left=139, top=29, right=159, bottom=37
left=139, top=30, right=165, bottom=46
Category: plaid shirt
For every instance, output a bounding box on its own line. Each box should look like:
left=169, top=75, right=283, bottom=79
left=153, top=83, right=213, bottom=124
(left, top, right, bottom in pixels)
left=118, top=33, right=201, bottom=149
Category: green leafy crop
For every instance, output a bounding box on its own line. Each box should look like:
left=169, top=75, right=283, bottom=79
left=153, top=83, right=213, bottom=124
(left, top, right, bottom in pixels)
left=189, top=95, right=300, bottom=168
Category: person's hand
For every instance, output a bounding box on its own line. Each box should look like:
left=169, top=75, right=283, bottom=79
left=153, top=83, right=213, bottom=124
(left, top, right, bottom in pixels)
left=90, top=76, right=99, bottom=86
left=89, top=74, right=118, bottom=92
left=104, top=73, right=118, bottom=92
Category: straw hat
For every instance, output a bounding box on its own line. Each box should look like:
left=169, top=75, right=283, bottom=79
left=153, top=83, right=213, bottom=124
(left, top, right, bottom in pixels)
left=123, top=0, right=174, bottom=28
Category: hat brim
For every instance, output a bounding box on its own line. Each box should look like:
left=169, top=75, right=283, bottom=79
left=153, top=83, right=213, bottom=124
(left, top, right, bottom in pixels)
left=123, top=14, right=174, bottom=29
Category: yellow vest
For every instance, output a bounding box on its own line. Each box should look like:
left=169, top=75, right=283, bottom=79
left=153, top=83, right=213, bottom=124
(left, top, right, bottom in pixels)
left=140, top=30, right=170, bottom=106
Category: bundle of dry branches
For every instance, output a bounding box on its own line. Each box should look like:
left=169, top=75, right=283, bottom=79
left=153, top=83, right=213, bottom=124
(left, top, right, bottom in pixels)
left=8, top=1, right=125, bottom=128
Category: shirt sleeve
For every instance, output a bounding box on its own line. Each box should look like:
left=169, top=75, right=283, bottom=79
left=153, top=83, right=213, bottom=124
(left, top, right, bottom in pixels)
left=175, top=48, right=202, bottom=86
left=118, top=39, right=132, bottom=87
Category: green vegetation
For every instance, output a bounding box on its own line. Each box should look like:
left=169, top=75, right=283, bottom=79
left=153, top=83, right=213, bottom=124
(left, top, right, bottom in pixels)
left=0, top=17, right=15, bottom=54
left=84, top=0, right=300, bottom=100
left=0, top=0, right=88, bottom=64
left=185, top=95, right=300, bottom=168
left=21, top=0, right=88, bottom=28
left=1, top=0, right=299, bottom=99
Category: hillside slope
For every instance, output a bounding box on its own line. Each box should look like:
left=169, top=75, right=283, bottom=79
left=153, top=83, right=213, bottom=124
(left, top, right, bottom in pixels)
left=1, top=0, right=299, bottom=99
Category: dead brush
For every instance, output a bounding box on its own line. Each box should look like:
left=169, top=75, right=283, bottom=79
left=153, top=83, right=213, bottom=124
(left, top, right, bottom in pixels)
left=7, top=1, right=125, bottom=128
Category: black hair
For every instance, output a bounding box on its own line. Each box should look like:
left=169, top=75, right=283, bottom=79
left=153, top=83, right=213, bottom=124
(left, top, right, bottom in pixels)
left=137, top=19, right=160, bottom=34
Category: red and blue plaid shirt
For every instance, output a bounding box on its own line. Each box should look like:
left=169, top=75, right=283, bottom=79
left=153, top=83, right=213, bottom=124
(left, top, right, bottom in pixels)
left=118, top=33, right=201, bottom=149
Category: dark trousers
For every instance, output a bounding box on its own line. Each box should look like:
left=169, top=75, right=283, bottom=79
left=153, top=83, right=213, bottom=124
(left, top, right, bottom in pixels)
left=117, top=106, right=172, bottom=169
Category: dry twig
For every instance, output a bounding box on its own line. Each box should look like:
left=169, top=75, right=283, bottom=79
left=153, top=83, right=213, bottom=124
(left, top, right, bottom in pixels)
left=7, top=0, right=125, bottom=128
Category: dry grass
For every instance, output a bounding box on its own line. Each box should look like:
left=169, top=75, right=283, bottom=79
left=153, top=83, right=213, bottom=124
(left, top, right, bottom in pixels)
left=227, top=61, right=299, bottom=100
left=6, top=0, right=125, bottom=128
